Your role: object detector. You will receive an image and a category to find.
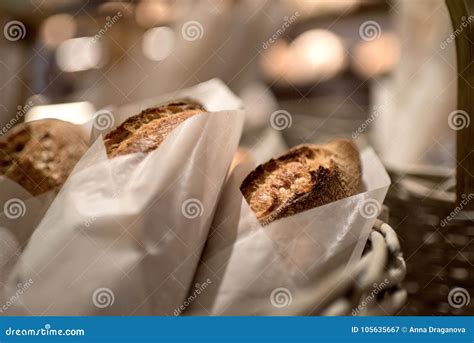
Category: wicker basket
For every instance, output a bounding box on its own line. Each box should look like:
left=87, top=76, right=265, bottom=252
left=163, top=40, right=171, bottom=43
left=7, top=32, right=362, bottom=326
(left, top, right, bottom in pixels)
left=383, top=0, right=474, bottom=315
left=289, top=209, right=407, bottom=316
left=386, top=171, right=473, bottom=315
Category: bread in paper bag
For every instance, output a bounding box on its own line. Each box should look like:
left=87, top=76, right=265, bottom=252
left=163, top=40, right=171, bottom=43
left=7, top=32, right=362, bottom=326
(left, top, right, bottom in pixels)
left=5, top=79, right=244, bottom=316
left=241, top=139, right=362, bottom=225
left=184, top=143, right=390, bottom=315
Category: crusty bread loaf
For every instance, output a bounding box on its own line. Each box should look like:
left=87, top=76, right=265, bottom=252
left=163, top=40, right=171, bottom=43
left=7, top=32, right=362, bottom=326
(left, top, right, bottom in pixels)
left=104, top=100, right=205, bottom=158
left=0, top=119, right=88, bottom=196
left=240, top=139, right=362, bottom=225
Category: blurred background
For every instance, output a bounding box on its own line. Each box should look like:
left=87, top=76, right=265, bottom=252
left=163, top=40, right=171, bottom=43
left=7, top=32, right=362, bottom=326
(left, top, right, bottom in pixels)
left=0, top=0, right=471, bottom=316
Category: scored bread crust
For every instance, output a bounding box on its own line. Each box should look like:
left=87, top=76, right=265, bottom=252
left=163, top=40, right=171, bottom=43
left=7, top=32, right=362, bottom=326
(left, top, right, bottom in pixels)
left=0, top=119, right=88, bottom=196
left=104, top=100, right=205, bottom=158
left=240, top=139, right=362, bottom=225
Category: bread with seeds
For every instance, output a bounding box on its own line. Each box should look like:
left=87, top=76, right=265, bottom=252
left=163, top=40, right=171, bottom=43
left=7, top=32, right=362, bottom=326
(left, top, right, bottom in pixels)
left=240, top=139, right=362, bottom=225
left=104, top=100, right=205, bottom=158
left=0, top=119, right=88, bottom=196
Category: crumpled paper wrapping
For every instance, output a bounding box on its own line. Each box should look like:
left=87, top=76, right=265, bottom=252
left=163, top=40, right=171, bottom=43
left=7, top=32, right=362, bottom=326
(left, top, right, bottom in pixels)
left=0, top=177, right=55, bottom=248
left=185, top=147, right=390, bottom=315
left=0, top=167, right=56, bottom=310
left=4, top=79, right=244, bottom=315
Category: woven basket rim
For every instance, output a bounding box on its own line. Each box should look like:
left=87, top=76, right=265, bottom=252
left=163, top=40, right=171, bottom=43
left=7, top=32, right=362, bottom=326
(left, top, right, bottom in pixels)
left=285, top=218, right=407, bottom=315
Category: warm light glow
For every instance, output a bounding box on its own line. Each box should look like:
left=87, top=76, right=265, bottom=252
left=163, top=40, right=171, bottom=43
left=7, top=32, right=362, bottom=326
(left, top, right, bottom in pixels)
left=262, top=29, right=347, bottom=85
left=98, top=1, right=133, bottom=16
left=142, top=26, right=175, bottom=61
left=135, top=1, right=172, bottom=27
left=40, top=14, right=77, bottom=48
left=135, top=1, right=192, bottom=27
left=260, top=40, right=290, bottom=81
left=25, top=102, right=95, bottom=125
left=56, top=37, right=103, bottom=72
left=352, top=33, right=401, bottom=78
left=289, top=29, right=347, bottom=84
left=292, top=0, right=361, bottom=18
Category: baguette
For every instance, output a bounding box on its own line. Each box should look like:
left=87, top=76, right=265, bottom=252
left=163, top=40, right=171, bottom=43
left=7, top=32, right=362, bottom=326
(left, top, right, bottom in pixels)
left=0, top=119, right=88, bottom=196
left=240, top=139, right=362, bottom=225
left=104, top=100, right=205, bottom=158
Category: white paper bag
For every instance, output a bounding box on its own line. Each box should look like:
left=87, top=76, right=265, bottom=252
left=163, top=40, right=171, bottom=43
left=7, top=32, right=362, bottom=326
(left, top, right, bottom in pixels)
left=5, top=80, right=244, bottom=315
left=0, top=177, right=56, bottom=245
left=185, top=147, right=390, bottom=315
left=0, top=174, right=58, bottom=313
